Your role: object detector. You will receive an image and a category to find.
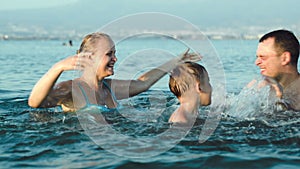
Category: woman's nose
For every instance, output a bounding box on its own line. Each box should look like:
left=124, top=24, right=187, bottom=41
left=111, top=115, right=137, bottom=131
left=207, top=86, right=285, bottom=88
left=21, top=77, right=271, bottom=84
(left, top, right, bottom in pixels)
left=112, top=54, right=117, bottom=62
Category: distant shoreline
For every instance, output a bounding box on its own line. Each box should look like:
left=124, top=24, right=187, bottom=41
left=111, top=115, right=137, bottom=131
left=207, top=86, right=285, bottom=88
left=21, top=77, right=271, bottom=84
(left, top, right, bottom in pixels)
left=0, top=34, right=263, bottom=41
left=2, top=26, right=299, bottom=41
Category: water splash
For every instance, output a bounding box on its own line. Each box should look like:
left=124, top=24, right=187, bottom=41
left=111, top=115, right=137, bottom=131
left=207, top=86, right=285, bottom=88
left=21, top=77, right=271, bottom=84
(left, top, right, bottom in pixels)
left=225, top=78, right=275, bottom=119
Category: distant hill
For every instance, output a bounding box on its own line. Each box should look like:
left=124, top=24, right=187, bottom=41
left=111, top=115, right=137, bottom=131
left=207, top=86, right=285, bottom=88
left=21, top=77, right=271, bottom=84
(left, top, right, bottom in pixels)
left=0, top=0, right=299, bottom=39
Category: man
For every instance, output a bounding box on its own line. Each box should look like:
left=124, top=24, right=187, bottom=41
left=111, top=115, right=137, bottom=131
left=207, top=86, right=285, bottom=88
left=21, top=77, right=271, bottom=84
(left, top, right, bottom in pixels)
left=255, top=29, right=300, bottom=111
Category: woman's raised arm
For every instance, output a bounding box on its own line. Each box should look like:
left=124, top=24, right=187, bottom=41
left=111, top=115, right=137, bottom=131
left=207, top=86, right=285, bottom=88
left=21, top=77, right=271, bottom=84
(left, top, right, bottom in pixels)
left=110, top=49, right=202, bottom=99
left=28, top=54, right=90, bottom=108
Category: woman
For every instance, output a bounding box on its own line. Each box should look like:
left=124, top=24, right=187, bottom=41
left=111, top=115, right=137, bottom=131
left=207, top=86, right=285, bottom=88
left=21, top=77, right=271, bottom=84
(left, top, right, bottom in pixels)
left=28, top=32, right=201, bottom=112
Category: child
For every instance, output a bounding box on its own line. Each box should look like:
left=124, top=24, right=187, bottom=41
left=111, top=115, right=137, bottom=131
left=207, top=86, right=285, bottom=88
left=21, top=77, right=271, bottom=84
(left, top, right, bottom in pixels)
left=168, top=62, right=212, bottom=124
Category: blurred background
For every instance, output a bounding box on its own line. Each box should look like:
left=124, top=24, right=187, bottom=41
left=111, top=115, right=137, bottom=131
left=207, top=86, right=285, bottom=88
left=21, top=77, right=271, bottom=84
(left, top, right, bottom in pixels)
left=1, top=0, right=299, bottom=40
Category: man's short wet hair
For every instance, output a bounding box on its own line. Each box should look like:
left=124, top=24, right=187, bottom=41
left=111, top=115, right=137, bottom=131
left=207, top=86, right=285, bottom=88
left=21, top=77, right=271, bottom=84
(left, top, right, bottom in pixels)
left=259, top=29, right=299, bottom=66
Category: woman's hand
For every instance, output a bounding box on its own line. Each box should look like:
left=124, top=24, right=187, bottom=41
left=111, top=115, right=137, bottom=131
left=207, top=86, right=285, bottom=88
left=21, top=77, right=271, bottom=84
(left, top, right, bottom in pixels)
left=57, top=52, right=93, bottom=71
left=178, top=48, right=202, bottom=63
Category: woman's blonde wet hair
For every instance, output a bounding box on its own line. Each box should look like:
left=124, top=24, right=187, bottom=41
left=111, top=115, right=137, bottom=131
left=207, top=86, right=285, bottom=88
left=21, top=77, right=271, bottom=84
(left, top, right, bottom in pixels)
left=169, top=62, right=207, bottom=98
left=77, top=32, right=111, bottom=54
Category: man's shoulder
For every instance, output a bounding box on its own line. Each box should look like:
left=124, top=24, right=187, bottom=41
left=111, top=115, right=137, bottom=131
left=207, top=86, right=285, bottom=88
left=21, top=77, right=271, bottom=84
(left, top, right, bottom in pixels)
left=288, top=76, right=300, bottom=91
left=283, top=77, right=300, bottom=111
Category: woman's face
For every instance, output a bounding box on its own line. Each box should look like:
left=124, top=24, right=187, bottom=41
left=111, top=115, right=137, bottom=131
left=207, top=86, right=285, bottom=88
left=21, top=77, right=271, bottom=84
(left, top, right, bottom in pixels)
left=93, top=37, right=117, bottom=79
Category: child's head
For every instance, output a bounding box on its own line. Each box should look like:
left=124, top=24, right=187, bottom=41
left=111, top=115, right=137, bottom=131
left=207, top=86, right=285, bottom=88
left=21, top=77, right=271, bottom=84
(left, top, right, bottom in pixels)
left=169, top=62, right=212, bottom=105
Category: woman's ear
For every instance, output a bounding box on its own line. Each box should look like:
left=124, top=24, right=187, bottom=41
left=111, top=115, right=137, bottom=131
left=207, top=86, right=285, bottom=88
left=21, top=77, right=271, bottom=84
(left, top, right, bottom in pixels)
left=281, top=51, right=291, bottom=66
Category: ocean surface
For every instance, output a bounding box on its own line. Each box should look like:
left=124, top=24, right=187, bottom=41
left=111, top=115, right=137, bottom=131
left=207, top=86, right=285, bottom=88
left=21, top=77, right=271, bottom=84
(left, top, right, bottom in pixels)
left=1, top=37, right=300, bottom=169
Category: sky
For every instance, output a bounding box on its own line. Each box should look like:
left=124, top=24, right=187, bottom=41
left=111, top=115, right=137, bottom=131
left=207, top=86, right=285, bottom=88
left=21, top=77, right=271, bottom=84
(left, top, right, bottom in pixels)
left=1, top=0, right=300, bottom=37
left=0, top=0, right=79, bottom=10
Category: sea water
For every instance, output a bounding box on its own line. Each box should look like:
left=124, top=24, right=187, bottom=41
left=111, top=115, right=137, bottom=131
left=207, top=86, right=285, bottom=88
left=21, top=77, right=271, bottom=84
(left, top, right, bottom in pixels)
left=0, top=38, right=300, bottom=168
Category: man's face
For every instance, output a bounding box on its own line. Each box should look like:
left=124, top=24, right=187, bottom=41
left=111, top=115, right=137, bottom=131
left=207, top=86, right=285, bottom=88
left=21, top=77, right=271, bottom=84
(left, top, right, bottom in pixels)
left=255, top=37, right=282, bottom=79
